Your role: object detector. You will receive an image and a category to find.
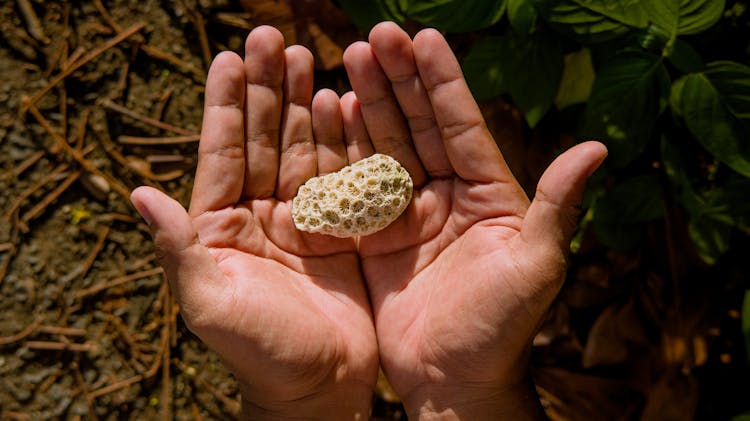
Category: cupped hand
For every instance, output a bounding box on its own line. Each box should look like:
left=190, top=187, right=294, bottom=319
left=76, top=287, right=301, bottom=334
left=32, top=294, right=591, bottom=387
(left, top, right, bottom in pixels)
left=130, top=26, right=378, bottom=419
left=343, top=23, right=608, bottom=419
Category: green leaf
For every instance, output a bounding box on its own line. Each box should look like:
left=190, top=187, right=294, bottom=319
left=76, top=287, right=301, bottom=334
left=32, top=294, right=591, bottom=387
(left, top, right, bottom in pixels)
left=688, top=217, right=732, bottom=264
left=592, top=175, right=664, bottom=250
left=336, top=0, right=404, bottom=31
left=733, top=411, right=750, bottom=421
left=462, top=36, right=508, bottom=102
left=662, top=136, right=750, bottom=263
left=506, top=31, right=564, bottom=127
left=531, top=0, right=649, bottom=42
left=642, top=0, right=724, bottom=37
left=596, top=175, right=665, bottom=222
left=742, top=290, right=750, bottom=365
left=678, top=61, right=750, bottom=178
left=508, top=0, right=538, bottom=33
left=660, top=135, right=703, bottom=212
left=405, top=0, right=506, bottom=32
left=582, top=52, right=671, bottom=167
left=666, top=38, right=705, bottom=73
left=462, top=31, right=563, bottom=127
left=669, top=75, right=687, bottom=118
left=555, top=48, right=596, bottom=110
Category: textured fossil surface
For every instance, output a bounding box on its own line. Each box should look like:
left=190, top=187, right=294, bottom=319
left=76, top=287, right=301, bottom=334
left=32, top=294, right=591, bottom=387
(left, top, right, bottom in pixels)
left=292, top=154, right=413, bottom=237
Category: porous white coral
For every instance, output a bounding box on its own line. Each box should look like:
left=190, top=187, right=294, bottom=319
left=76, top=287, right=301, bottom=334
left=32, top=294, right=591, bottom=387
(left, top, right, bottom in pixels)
left=292, top=154, right=413, bottom=237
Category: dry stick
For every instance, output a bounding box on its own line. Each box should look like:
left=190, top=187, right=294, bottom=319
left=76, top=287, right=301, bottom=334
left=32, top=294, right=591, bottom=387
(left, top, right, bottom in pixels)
left=71, top=361, right=99, bottom=421
left=45, top=39, right=66, bottom=78
left=73, top=267, right=164, bottom=299
left=103, top=212, right=140, bottom=225
left=118, top=134, right=200, bottom=145
left=96, top=129, right=162, bottom=181
left=60, top=224, right=111, bottom=283
left=109, top=314, right=142, bottom=361
left=59, top=85, right=68, bottom=140
left=173, top=359, right=241, bottom=416
left=147, top=154, right=190, bottom=164
left=74, top=109, right=91, bottom=151
left=20, top=22, right=146, bottom=114
left=20, top=170, right=81, bottom=225
left=101, top=99, right=197, bottom=136
left=0, top=243, right=14, bottom=252
left=9, top=164, right=71, bottom=211
left=190, top=403, right=204, bottom=421
left=16, top=0, right=50, bottom=44
left=88, top=375, right=143, bottom=400
left=38, top=326, right=87, bottom=336
left=153, top=86, right=174, bottom=121
left=173, top=0, right=211, bottom=69
left=139, top=44, right=205, bottom=79
left=96, top=128, right=180, bottom=183
left=65, top=47, right=87, bottom=71
left=110, top=60, right=130, bottom=101
left=3, top=148, right=93, bottom=221
left=80, top=225, right=110, bottom=278
left=0, top=319, right=42, bottom=345
left=0, top=224, right=20, bottom=285
left=38, top=369, right=61, bottom=393
left=24, top=100, right=132, bottom=201
left=89, top=320, right=167, bottom=399
left=11, top=150, right=45, bottom=178
left=123, top=253, right=157, bottom=272
left=25, top=341, right=93, bottom=352
left=93, top=0, right=205, bottom=79
left=91, top=0, right=123, bottom=32
left=1, top=410, right=30, bottom=420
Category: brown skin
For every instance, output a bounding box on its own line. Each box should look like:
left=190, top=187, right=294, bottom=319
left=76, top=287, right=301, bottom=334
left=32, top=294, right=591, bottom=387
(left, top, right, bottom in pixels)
left=131, top=23, right=607, bottom=420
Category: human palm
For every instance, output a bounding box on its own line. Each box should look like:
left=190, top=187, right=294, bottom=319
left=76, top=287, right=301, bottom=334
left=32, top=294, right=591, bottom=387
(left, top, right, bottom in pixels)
left=343, top=22, right=608, bottom=415
left=131, top=27, right=377, bottom=417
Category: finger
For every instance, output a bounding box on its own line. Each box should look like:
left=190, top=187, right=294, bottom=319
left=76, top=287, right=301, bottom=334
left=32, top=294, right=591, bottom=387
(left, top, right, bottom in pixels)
left=277, top=45, right=317, bottom=201
left=312, top=89, right=347, bottom=174
left=190, top=51, right=246, bottom=216
left=242, top=26, right=285, bottom=200
left=340, top=91, right=375, bottom=162
left=343, top=42, right=427, bottom=186
left=131, top=186, right=227, bottom=322
left=369, top=22, right=452, bottom=177
left=521, top=141, right=608, bottom=263
left=412, top=29, right=514, bottom=184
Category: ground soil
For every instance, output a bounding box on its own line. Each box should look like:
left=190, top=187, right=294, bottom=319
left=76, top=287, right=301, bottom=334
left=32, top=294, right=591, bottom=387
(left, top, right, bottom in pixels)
left=0, top=0, right=748, bottom=420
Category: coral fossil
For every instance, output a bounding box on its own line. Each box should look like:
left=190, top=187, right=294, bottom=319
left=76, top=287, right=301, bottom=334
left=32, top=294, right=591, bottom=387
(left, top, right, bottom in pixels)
left=292, top=154, right=413, bottom=237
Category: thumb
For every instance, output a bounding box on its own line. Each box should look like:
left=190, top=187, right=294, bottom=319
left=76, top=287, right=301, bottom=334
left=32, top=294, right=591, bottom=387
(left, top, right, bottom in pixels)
left=130, top=186, right=225, bottom=320
left=521, top=141, right=607, bottom=261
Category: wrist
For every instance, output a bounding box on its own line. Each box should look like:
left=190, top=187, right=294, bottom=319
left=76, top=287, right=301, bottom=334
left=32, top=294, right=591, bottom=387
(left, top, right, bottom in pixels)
left=239, top=381, right=373, bottom=420
left=402, top=377, right=545, bottom=421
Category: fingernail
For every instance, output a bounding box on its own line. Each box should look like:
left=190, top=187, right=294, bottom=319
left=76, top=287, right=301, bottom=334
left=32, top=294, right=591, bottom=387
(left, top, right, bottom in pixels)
left=131, top=198, right=153, bottom=226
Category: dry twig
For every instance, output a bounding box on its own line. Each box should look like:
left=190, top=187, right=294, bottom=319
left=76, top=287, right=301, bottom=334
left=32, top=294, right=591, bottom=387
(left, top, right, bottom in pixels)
left=71, top=361, right=99, bottom=421
left=73, top=267, right=164, bottom=299
left=12, top=150, right=45, bottom=178
left=101, top=99, right=197, bottom=136
left=0, top=319, right=42, bottom=345
left=25, top=340, right=93, bottom=352
left=24, top=100, right=132, bottom=200
left=20, top=22, right=146, bottom=113
left=20, top=170, right=81, bottom=226
left=16, top=0, right=50, bottom=44
left=118, top=134, right=201, bottom=145
left=38, top=325, right=87, bottom=336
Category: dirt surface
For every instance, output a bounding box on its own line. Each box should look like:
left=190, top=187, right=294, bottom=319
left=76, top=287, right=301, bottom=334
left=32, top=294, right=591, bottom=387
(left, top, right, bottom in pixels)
left=1, top=0, right=748, bottom=420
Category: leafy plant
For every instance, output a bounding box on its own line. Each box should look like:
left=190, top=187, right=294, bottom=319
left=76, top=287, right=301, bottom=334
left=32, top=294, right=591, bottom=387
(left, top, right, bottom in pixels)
left=338, top=0, right=750, bottom=265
